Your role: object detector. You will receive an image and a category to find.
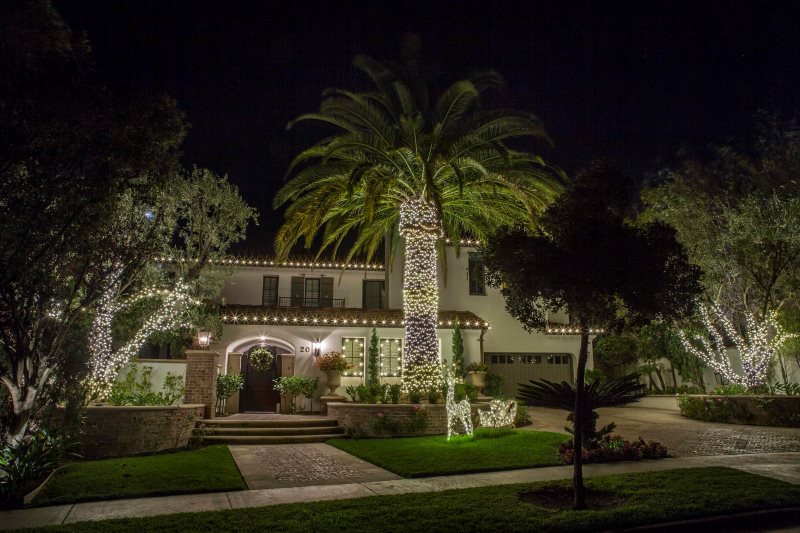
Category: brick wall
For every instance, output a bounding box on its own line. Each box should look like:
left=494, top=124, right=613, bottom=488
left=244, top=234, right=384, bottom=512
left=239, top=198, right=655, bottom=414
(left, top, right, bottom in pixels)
left=327, top=402, right=489, bottom=437
left=66, top=404, right=205, bottom=459
left=185, top=350, right=219, bottom=418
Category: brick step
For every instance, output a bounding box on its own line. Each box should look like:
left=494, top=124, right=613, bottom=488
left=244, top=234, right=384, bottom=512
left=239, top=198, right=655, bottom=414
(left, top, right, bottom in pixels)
left=198, top=418, right=337, bottom=428
left=206, top=426, right=344, bottom=436
left=202, top=434, right=345, bottom=445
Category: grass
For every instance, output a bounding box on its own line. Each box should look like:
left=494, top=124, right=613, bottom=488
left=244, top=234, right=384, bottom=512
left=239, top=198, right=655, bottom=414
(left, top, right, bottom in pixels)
left=32, top=445, right=246, bottom=506
left=327, top=429, right=567, bottom=477
left=30, top=468, right=800, bottom=532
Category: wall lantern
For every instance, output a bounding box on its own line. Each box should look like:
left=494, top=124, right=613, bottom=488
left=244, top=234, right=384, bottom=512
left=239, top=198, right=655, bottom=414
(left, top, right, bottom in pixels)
left=197, top=330, right=212, bottom=349
left=312, top=338, right=321, bottom=357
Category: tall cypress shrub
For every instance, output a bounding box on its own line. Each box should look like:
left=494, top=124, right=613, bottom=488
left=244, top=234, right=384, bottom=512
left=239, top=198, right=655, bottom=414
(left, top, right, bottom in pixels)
left=452, top=320, right=464, bottom=376
left=368, top=327, right=380, bottom=386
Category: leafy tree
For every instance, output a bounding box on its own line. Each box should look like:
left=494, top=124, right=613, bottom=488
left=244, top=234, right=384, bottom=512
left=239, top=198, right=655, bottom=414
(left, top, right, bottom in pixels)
left=592, top=335, right=638, bottom=376
left=367, top=328, right=380, bottom=387
left=451, top=320, right=465, bottom=376
left=274, top=54, right=564, bottom=392
left=0, top=1, right=185, bottom=445
left=484, top=160, right=701, bottom=509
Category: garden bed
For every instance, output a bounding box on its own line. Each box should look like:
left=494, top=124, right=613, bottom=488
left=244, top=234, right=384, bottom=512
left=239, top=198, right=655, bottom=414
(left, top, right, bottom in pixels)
left=31, top=445, right=246, bottom=506
left=59, top=404, right=205, bottom=458
left=677, top=395, right=800, bottom=427
left=327, top=402, right=489, bottom=437
left=327, top=429, right=566, bottom=476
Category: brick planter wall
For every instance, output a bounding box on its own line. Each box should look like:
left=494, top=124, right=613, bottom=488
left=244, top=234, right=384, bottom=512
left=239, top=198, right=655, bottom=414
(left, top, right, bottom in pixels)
left=677, top=395, right=800, bottom=427
left=68, top=404, right=205, bottom=459
left=327, top=402, right=489, bottom=437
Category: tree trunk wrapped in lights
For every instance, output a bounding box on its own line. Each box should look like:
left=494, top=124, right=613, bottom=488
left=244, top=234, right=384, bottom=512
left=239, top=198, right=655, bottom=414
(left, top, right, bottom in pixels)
left=679, top=301, right=796, bottom=389
left=399, top=198, right=443, bottom=392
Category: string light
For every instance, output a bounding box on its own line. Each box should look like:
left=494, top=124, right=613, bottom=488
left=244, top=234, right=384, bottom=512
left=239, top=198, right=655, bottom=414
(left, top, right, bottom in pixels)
left=445, top=370, right=473, bottom=440
left=478, top=399, right=517, bottom=429
left=87, top=272, right=197, bottom=397
left=679, top=302, right=797, bottom=389
left=444, top=238, right=482, bottom=247
left=156, top=256, right=383, bottom=271
left=341, top=338, right=364, bottom=377
left=545, top=326, right=605, bottom=335
left=220, top=310, right=489, bottom=329
left=379, top=338, right=402, bottom=377
left=399, top=199, right=445, bottom=392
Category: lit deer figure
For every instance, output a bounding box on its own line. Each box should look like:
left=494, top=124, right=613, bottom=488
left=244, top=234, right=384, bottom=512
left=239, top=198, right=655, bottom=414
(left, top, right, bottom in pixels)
left=445, top=371, right=473, bottom=440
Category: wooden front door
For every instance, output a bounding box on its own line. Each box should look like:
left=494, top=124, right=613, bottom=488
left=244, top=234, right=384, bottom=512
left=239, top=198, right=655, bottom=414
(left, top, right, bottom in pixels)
left=241, top=347, right=282, bottom=412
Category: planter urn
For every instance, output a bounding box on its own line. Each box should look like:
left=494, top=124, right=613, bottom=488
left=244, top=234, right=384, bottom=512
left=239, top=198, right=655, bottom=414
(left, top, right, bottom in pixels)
left=324, top=370, right=342, bottom=395
left=467, top=371, right=487, bottom=393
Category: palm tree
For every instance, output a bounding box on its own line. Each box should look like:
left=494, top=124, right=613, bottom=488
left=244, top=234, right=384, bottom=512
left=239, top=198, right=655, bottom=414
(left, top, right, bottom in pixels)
left=274, top=56, right=564, bottom=391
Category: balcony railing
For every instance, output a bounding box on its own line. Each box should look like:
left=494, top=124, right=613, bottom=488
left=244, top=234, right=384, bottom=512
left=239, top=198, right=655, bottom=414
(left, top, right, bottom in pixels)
left=275, top=296, right=345, bottom=308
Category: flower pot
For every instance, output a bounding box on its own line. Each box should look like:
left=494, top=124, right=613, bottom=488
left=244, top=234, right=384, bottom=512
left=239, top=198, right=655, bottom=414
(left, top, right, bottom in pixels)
left=324, top=370, right=342, bottom=395
left=467, top=371, right=487, bottom=393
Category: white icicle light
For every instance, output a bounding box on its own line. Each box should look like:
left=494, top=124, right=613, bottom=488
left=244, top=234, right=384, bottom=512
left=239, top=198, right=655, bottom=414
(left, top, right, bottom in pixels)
left=679, top=301, right=797, bottom=389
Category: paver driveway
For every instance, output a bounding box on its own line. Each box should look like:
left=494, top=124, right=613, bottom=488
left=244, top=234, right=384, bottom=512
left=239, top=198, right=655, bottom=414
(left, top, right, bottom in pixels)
left=524, top=402, right=800, bottom=456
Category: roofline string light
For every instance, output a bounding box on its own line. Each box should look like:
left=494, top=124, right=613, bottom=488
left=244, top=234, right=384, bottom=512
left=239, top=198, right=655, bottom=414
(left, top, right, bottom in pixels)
left=545, top=327, right=605, bottom=335
left=221, top=312, right=489, bottom=329
left=155, top=256, right=384, bottom=271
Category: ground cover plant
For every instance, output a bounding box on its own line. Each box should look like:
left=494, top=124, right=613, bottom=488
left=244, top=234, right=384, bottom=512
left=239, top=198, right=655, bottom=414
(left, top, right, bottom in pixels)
left=328, top=430, right=566, bottom=477
left=31, top=445, right=245, bottom=506
left=33, top=468, right=800, bottom=533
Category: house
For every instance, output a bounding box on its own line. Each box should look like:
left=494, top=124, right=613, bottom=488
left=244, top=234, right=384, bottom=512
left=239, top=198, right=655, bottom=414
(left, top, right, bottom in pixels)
left=210, top=242, right=593, bottom=412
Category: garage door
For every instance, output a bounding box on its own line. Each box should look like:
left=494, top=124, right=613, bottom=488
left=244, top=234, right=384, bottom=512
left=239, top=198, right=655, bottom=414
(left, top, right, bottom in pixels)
left=487, top=353, right=574, bottom=399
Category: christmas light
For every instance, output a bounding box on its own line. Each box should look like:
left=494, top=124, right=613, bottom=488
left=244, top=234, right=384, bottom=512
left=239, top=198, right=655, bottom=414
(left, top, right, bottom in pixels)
left=156, top=256, right=383, bottom=271
left=445, top=370, right=473, bottom=440
left=220, top=310, right=488, bottom=329
left=545, top=326, right=605, bottom=335
left=478, top=399, right=517, bottom=429
left=87, top=272, right=197, bottom=397
left=679, top=302, right=797, bottom=389
left=399, top=198, right=445, bottom=392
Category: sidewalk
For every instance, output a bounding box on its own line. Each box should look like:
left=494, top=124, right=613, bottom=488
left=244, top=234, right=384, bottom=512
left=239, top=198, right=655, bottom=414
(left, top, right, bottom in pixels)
left=2, top=451, right=798, bottom=530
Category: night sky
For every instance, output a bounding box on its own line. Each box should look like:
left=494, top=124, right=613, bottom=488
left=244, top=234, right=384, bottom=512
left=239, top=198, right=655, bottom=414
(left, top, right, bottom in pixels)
left=56, top=1, right=800, bottom=253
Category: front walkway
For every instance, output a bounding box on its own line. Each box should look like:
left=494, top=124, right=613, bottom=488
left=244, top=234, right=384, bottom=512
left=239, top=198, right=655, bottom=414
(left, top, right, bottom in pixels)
left=2, top=451, right=798, bottom=530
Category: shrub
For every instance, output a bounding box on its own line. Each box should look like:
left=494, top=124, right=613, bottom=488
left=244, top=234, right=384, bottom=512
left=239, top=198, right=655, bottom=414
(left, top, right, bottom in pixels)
left=408, top=390, right=423, bottom=404
left=216, top=373, right=244, bottom=400
left=108, top=364, right=185, bottom=406
left=514, top=405, right=532, bottom=427
left=677, top=395, right=752, bottom=423
left=557, top=433, right=668, bottom=464
left=465, top=362, right=490, bottom=373
left=274, top=376, right=319, bottom=413
left=712, top=383, right=749, bottom=395
left=485, top=372, right=505, bottom=397
left=388, top=384, right=402, bottom=404
left=345, top=385, right=359, bottom=402
left=314, top=351, right=352, bottom=372
left=0, top=429, right=77, bottom=509
left=454, top=383, right=478, bottom=403
left=427, top=388, right=440, bottom=404
left=770, top=382, right=800, bottom=396
left=584, top=368, right=607, bottom=384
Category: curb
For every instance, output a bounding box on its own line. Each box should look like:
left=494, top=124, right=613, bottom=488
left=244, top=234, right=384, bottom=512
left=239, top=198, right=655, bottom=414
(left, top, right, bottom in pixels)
left=621, top=506, right=800, bottom=532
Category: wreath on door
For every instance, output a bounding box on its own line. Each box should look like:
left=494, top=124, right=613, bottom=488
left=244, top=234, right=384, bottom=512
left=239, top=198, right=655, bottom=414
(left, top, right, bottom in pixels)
left=249, top=346, right=275, bottom=372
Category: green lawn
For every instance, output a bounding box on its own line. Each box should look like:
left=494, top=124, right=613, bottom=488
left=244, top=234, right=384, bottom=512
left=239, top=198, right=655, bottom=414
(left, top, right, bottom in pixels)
left=33, top=445, right=246, bottom=506
left=327, top=429, right=567, bottom=477
left=32, top=468, right=800, bottom=532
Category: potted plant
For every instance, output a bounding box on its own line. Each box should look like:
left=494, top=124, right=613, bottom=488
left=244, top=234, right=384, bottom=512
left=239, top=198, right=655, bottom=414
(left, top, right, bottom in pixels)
left=465, top=362, right=490, bottom=393
left=314, top=351, right=352, bottom=395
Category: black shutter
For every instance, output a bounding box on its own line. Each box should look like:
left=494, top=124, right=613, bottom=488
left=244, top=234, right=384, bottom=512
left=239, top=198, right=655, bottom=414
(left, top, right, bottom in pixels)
left=320, top=277, right=334, bottom=307
left=291, top=277, right=304, bottom=307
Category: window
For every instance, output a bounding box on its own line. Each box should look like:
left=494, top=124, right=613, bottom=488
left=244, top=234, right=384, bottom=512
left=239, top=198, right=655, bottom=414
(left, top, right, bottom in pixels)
left=363, top=280, right=385, bottom=309
left=305, top=278, right=320, bottom=307
left=547, top=355, right=569, bottom=365
left=379, top=338, right=402, bottom=376
left=262, top=276, right=279, bottom=307
left=468, top=253, right=486, bottom=295
left=341, top=337, right=364, bottom=376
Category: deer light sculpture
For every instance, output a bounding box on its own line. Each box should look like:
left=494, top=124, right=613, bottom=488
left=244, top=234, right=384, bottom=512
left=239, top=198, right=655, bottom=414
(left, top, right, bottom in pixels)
left=446, top=373, right=473, bottom=440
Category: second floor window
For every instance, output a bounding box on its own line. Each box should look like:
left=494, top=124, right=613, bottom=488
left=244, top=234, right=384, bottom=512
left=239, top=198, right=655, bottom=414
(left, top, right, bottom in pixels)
left=363, top=280, right=385, bottom=309
left=468, top=253, right=486, bottom=295
left=262, top=276, right=278, bottom=306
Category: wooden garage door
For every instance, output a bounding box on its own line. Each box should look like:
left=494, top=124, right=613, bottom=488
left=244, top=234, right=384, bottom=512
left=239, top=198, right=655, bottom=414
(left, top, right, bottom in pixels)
left=488, top=353, right=574, bottom=399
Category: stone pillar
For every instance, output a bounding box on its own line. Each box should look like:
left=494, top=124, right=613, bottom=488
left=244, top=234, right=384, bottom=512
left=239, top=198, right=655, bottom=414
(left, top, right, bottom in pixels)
left=279, top=353, right=295, bottom=414
left=185, top=350, right=219, bottom=419
left=226, top=352, right=242, bottom=415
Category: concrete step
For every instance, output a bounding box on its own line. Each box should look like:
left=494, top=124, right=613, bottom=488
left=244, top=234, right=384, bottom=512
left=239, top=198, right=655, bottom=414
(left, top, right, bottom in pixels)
left=206, top=426, right=344, bottom=436
left=203, top=433, right=345, bottom=445
left=199, top=418, right=337, bottom=428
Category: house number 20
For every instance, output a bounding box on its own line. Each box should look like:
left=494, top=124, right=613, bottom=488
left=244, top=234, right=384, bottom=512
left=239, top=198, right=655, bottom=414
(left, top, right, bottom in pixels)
left=299, top=346, right=310, bottom=353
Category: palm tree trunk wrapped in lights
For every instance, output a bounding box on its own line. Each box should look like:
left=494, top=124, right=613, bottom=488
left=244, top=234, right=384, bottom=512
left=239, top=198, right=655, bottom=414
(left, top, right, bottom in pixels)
left=400, top=198, right=443, bottom=391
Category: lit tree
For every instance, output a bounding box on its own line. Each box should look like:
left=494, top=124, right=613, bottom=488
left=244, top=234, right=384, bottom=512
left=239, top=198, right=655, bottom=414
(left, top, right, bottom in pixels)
left=274, top=55, right=563, bottom=391
left=367, top=327, right=380, bottom=387
left=484, top=161, right=701, bottom=510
